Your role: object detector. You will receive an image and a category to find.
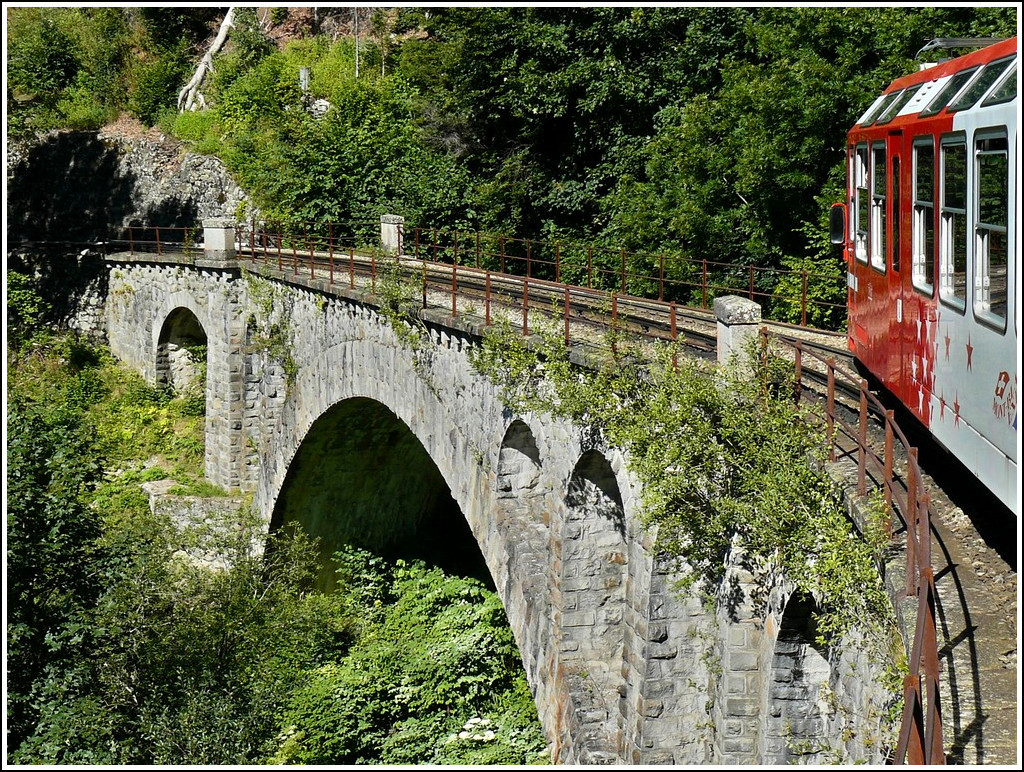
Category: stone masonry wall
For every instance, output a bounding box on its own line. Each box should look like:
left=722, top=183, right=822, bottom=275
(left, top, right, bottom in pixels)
left=103, top=255, right=899, bottom=764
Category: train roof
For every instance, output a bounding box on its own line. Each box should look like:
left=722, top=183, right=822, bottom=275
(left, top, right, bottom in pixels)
left=853, top=36, right=1017, bottom=130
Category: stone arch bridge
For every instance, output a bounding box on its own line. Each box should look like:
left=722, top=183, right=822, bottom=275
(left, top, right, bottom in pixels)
left=102, top=231, right=892, bottom=765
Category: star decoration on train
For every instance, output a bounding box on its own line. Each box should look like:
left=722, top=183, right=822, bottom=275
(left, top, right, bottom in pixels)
left=944, top=330, right=951, bottom=361
left=965, top=337, right=973, bottom=371
left=953, top=394, right=961, bottom=427
left=939, top=394, right=947, bottom=419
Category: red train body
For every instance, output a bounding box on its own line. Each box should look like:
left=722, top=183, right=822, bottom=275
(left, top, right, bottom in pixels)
left=833, top=37, right=1018, bottom=516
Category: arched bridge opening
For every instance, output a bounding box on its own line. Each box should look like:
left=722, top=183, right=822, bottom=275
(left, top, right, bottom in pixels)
left=156, top=307, right=207, bottom=397
left=269, top=396, right=491, bottom=590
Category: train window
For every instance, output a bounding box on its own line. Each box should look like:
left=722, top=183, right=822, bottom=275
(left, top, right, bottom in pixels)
left=919, top=67, right=979, bottom=117
left=854, top=145, right=869, bottom=263
left=913, top=140, right=935, bottom=294
left=870, top=146, right=887, bottom=272
left=891, top=155, right=900, bottom=272
left=949, top=56, right=1015, bottom=112
left=876, top=85, right=923, bottom=124
left=939, top=137, right=968, bottom=311
left=974, top=133, right=1008, bottom=327
left=982, top=64, right=1017, bottom=107
left=861, top=92, right=901, bottom=125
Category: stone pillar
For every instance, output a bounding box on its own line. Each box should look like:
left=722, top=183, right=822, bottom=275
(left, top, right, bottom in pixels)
left=714, top=295, right=761, bottom=371
left=203, top=218, right=236, bottom=261
left=380, top=214, right=404, bottom=255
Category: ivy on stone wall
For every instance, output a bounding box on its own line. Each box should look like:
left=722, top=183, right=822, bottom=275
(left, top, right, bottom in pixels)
left=470, top=317, right=899, bottom=657
left=241, top=270, right=299, bottom=384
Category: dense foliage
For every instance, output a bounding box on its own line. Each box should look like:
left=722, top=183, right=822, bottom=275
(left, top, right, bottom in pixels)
left=5, top=275, right=547, bottom=765
left=470, top=315, right=897, bottom=655
left=5, top=6, right=1014, bottom=324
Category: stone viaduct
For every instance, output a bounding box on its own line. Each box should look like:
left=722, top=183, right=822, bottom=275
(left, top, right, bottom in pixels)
left=101, top=223, right=894, bottom=765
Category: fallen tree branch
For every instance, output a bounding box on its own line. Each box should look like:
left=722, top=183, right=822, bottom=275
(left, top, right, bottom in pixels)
left=177, top=7, right=236, bottom=112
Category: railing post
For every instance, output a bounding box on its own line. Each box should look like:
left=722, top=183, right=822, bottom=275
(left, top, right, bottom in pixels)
left=920, top=563, right=943, bottom=765
left=858, top=379, right=869, bottom=495
left=793, top=340, right=803, bottom=405
left=897, top=674, right=926, bottom=765
left=155, top=226, right=162, bottom=255
left=564, top=286, right=570, bottom=346
left=523, top=278, right=530, bottom=336
left=611, top=292, right=618, bottom=356
left=308, top=230, right=314, bottom=279
left=451, top=262, right=457, bottom=318
left=669, top=302, right=679, bottom=370
left=884, top=410, right=895, bottom=519
left=500, top=236, right=506, bottom=274
left=485, top=271, right=491, bottom=325
left=826, top=359, right=836, bottom=461
left=906, top=448, right=919, bottom=598
left=748, top=264, right=755, bottom=301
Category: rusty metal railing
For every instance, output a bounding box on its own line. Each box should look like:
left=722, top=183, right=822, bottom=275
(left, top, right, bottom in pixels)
left=406, top=225, right=846, bottom=330
left=761, top=331, right=943, bottom=766
left=112, top=220, right=846, bottom=330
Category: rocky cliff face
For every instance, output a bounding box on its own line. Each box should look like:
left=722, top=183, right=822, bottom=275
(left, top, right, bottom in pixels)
left=6, top=120, right=250, bottom=242
left=6, top=119, right=251, bottom=339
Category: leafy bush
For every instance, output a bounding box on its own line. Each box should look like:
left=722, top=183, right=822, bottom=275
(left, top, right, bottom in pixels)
left=127, top=50, right=188, bottom=126
left=273, top=548, right=547, bottom=765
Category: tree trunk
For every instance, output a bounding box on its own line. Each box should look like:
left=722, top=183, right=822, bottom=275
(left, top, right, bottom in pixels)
left=177, top=8, right=236, bottom=112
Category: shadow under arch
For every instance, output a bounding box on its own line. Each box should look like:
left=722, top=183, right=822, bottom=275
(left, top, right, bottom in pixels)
left=156, top=307, right=207, bottom=395
left=269, top=396, right=490, bottom=591
left=766, top=591, right=832, bottom=764
left=559, top=448, right=628, bottom=750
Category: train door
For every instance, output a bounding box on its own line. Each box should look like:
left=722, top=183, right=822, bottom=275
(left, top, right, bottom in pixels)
left=849, top=140, right=889, bottom=382
left=885, top=132, right=907, bottom=398
left=906, top=133, right=940, bottom=424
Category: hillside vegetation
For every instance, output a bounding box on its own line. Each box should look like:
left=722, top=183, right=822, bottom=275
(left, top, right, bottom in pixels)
left=5, top=274, right=548, bottom=764
left=6, top=6, right=1015, bottom=325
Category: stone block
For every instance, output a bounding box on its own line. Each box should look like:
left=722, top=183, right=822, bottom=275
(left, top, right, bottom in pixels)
left=728, top=651, right=759, bottom=672
left=722, top=736, right=754, bottom=754
left=562, top=611, right=596, bottom=627
left=725, top=697, right=759, bottom=717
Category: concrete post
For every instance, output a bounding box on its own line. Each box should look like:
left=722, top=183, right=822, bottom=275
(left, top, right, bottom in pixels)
left=380, top=214, right=404, bottom=255
left=203, top=218, right=236, bottom=261
left=714, top=295, right=761, bottom=370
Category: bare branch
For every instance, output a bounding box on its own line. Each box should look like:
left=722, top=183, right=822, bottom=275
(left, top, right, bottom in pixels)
left=177, top=7, right=236, bottom=112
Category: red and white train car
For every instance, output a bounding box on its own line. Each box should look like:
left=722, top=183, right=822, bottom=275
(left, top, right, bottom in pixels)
left=833, top=37, right=1018, bottom=516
